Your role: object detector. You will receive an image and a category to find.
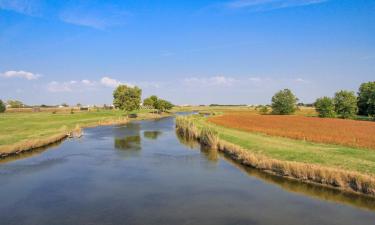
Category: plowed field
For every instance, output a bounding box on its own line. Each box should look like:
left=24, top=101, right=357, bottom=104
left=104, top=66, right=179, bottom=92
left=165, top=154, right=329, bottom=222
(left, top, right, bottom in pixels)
left=208, top=112, right=375, bottom=149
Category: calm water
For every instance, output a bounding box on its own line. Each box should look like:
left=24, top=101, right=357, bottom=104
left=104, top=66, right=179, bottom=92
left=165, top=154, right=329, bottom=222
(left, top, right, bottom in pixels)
left=0, top=117, right=374, bottom=225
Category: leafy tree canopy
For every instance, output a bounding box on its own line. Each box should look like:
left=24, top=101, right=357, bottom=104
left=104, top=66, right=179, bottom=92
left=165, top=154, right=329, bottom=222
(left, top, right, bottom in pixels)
left=113, top=85, right=142, bottom=113
left=0, top=99, right=5, bottom=113
left=358, top=81, right=375, bottom=116
left=271, top=89, right=298, bottom=115
left=334, top=90, right=358, bottom=119
left=7, top=100, right=24, bottom=108
left=315, top=96, right=336, bottom=118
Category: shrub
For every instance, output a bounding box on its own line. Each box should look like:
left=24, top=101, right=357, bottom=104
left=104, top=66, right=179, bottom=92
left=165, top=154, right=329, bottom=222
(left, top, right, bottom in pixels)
left=259, top=105, right=269, bottom=115
left=314, top=97, right=336, bottom=118
left=334, top=90, right=358, bottom=119
left=271, top=89, right=298, bottom=115
left=0, top=99, right=5, bottom=113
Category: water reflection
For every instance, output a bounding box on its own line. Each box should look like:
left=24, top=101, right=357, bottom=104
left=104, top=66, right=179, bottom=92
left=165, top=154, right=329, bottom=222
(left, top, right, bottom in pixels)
left=114, top=136, right=141, bottom=150
left=114, top=123, right=142, bottom=152
left=143, top=131, right=162, bottom=140
left=176, top=133, right=218, bottom=163
left=223, top=154, right=375, bottom=211
left=200, top=146, right=219, bottom=162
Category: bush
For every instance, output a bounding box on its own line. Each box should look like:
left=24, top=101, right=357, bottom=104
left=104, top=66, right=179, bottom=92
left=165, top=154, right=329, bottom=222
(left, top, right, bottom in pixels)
left=271, top=89, right=298, bottom=115
left=259, top=105, right=269, bottom=115
left=0, top=99, right=5, bottom=113
left=314, top=97, right=336, bottom=118
left=334, top=90, right=358, bottom=119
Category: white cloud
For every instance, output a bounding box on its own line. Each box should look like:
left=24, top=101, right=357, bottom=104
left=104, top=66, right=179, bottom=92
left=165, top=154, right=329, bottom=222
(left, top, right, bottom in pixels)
left=47, top=79, right=96, bottom=92
left=226, top=0, right=329, bottom=10
left=184, top=76, right=236, bottom=87
left=1, top=70, right=40, bottom=80
left=100, top=77, right=123, bottom=88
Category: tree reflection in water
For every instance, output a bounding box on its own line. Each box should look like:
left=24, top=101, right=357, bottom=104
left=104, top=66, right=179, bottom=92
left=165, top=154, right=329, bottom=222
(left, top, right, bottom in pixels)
left=143, top=131, right=162, bottom=140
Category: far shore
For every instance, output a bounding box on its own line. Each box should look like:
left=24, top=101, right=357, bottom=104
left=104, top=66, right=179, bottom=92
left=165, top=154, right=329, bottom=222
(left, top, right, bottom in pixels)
left=0, top=110, right=171, bottom=159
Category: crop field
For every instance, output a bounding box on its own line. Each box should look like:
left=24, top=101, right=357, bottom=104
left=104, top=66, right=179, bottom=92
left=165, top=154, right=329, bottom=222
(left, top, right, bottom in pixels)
left=208, top=112, right=375, bottom=150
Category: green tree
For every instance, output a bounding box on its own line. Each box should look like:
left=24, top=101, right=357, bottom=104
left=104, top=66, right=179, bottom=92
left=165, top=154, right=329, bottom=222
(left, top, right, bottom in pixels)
left=143, top=95, right=158, bottom=108
left=158, top=99, right=174, bottom=112
left=314, top=97, right=336, bottom=118
left=0, top=99, right=5, bottom=113
left=113, top=85, right=142, bottom=113
left=143, top=95, right=173, bottom=112
left=259, top=105, right=269, bottom=115
left=271, top=89, right=298, bottom=115
left=357, top=81, right=375, bottom=116
left=7, top=100, right=23, bottom=108
left=368, top=91, right=375, bottom=118
left=334, top=90, right=358, bottom=119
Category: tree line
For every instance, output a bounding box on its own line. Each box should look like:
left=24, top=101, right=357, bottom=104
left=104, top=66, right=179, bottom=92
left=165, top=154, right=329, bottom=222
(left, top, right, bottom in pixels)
left=268, top=81, right=375, bottom=119
left=112, top=85, right=173, bottom=114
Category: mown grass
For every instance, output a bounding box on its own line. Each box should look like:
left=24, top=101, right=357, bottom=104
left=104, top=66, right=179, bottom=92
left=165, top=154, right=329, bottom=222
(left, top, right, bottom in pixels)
left=0, top=109, right=166, bottom=155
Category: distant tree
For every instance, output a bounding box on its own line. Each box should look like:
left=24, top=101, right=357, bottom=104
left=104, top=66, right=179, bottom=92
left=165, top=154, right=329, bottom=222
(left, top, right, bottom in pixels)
left=143, top=95, right=173, bottom=112
left=367, top=91, right=375, bottom=118
left=334, top=90, right=358, bottom=119
left=0, top=99, right=5, bottom=113
left=271, top=89, right=298, bottom=115
left=143, top=95, right=158, bottom=108
left=357, top=81, right=375, bottom=116
left=314, top=97, right=336, bottom=118
left=113, top=85, right=142, bottom=113
left=259, top=105, right=269, bottom=115
left=158, top=99, right=174, bottom=112
left=61, top=103, right=69, bottom=107
left=7, top=100, right=24, bottom=108
left=76, top=103, right=82, bottom=107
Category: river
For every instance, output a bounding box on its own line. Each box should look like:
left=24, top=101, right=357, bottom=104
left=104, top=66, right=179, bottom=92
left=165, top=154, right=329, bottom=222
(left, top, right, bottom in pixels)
left=0, top=116, right=374, bottom=225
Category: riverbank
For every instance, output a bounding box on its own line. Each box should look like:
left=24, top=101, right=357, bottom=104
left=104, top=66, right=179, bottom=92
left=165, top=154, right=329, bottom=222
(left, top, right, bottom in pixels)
left=176, top=116, right=375, bottom=196
left=0, top=110, right=170, bottom=158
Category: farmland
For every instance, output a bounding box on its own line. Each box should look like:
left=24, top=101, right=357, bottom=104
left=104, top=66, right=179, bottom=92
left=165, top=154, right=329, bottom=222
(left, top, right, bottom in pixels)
left=208, top=111, right=375, bottom=150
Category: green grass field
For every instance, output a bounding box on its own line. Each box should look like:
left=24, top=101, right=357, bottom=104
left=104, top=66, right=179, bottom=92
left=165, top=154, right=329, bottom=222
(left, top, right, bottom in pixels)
left=0, top=109, right=164, bottom=152
left=193, top=116, right=375, bottom=176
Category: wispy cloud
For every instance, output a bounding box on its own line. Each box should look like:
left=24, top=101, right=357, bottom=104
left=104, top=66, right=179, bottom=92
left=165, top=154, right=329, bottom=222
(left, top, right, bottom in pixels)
left=1, top=70, right=41, bottom=80
left=0, top=0, right=130, bottom=29
left=47, top=79, right=96, bottom=92
left=225, top=0, right=329, bottom=11
left=100, top=77, right=126, bottom=88
left=59, top=3, right=130, bottom=29
left=0, top=0, right=42, bottom=16
left=184, top=76, right=237, bottom=87
left=47, top=76, right=159, bottom=93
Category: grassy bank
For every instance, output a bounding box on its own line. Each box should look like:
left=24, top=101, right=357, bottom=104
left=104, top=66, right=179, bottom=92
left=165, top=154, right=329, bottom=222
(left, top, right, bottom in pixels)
left=0, top=109, right=168, bottom=157
left=176, top=116, right=375, bottom=196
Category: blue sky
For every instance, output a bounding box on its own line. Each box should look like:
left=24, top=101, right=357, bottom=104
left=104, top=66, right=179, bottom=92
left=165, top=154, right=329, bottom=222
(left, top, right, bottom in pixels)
left=0, top=0, right=374, bottom=105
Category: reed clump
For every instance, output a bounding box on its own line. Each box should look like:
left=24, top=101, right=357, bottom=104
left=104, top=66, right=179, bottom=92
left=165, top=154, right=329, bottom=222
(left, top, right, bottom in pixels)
left=177, top=116, right=375, bottom=196
left=199, top=127, right=219, bottom=149
left=176, top=116, right=199, bottom=140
